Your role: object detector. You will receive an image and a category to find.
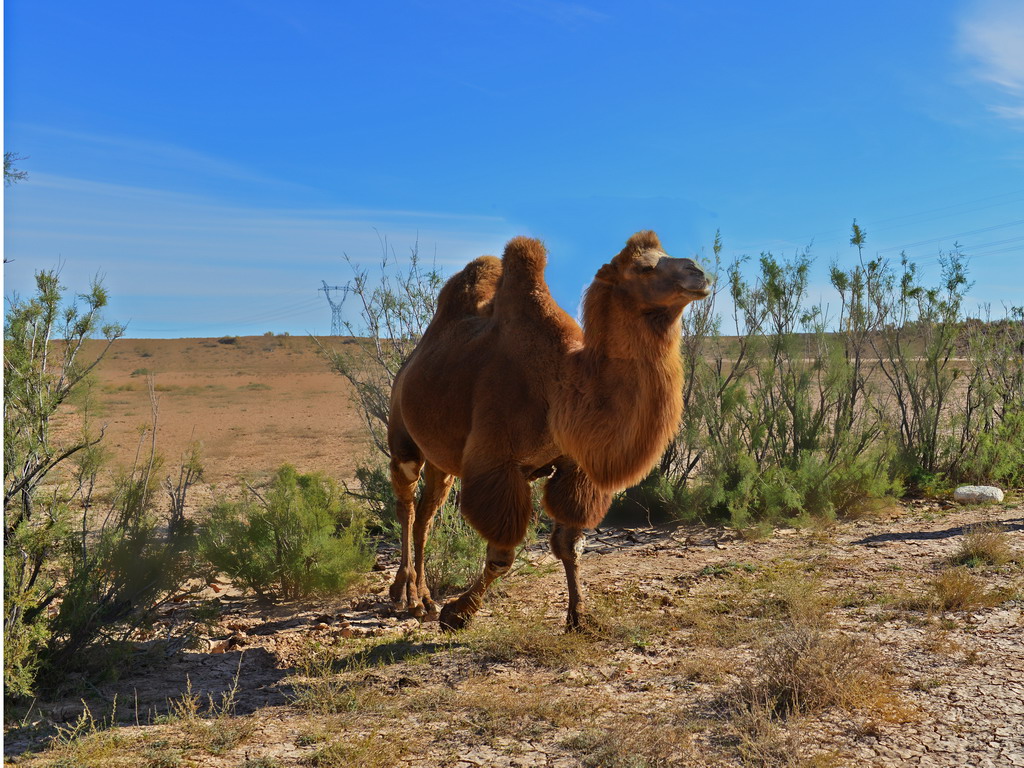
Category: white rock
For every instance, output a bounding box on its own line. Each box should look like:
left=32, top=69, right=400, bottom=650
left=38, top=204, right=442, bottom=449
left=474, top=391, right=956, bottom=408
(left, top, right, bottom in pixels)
left=953, top=485, right=1005, bottom=504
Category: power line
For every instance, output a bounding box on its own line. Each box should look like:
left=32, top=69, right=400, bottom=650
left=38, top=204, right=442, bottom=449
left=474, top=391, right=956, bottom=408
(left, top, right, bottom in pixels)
left=876, top=218, right=1024, bottom=255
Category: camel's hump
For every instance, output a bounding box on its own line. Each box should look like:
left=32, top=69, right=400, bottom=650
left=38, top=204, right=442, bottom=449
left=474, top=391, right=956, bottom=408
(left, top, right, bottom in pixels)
left=432, top=254, right=502, bottom=321
left=501, top=236, right=547, bottom=283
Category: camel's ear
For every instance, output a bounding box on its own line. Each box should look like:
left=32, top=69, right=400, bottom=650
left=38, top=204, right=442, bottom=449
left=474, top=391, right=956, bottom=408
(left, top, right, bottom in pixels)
left=594, top=262, right=618, bottom=284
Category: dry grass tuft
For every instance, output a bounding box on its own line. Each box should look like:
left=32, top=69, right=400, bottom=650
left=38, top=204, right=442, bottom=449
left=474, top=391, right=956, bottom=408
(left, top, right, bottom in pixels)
left=464, top=604, right=596, bottom=667
left=303, top=733, right=405, bottom=767
left=677, top=565, right=835, bottom=649
left=18, top=706, right=142, bottom=768
left=419, top=675, right=610, bottom=740
left=737, top=625, right=908, bottom=721
left=697, top=568, right=916, bottom=728
left=561, top=715, right=698, bottom=768
left=728, top=696, right=841, bottom=768
left=950, top=524, right=1018, bottom=568
left=287, top=642, right=394, bottom=715
left=464, top=587, right=669, bottom=668
left=927, top=568, right=1004, bottom=612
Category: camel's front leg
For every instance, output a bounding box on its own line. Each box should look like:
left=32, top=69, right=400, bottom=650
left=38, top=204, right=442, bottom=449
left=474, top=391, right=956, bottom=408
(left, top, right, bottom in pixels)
left=542, top=459, right=611, bottom=631
left=439, top=459, right=533, bottom=630
left=551, top=523, right=586, bottom=631
left=438, top=543, right=515, bottom=631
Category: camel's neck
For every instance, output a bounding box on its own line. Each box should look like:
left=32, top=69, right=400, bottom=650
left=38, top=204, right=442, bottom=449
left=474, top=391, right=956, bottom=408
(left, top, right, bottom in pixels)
left=551, top=281, right=685, bottom=491
left=580, top=281, right=684, bottom=361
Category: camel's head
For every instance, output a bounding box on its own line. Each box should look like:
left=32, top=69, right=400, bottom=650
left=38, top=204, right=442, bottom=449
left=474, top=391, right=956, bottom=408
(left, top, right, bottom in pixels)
left=595, top=231, right=712, bottom=311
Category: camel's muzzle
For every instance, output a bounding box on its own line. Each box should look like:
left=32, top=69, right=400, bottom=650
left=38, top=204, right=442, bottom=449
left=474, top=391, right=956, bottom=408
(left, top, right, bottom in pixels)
left=659, top=257, right=712, bottom=299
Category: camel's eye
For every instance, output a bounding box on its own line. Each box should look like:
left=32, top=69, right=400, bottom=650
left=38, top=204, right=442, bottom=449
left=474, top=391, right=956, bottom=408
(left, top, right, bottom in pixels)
left=637, top=264, right=656, bottom=274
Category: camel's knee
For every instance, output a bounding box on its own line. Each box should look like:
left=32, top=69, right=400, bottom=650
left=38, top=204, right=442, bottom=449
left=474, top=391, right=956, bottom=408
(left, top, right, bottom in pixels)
left=460, top=464, right=532, bottom=548
left=484, top=547, right=514, bottom=577
left=439, top=544, right=514, bottom=631
left=550, top=524, right=585, bottom=563
left=543, top=461, right=612, bottom=530
left=390, top=457, right=422, bottom=491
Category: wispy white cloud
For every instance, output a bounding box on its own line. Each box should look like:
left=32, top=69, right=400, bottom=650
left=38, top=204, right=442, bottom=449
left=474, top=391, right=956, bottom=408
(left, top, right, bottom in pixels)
left=18, top=124, right=299, bottom=188
left=3, top=172, right=519, bottom=336
left=958, top=0, right=1024, bottom=125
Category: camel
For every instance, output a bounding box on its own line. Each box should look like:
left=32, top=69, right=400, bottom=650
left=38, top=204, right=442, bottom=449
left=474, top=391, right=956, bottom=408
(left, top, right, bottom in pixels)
left=387, top=231, right=710, bottom=630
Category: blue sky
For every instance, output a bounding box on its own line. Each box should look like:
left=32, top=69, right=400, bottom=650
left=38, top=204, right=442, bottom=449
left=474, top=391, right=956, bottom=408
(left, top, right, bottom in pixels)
left=4, top=0, right=1023, bottom=338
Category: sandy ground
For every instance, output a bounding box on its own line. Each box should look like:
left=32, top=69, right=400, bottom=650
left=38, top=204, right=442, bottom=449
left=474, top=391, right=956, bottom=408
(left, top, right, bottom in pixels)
left=58, top=335, right=370, bottom=490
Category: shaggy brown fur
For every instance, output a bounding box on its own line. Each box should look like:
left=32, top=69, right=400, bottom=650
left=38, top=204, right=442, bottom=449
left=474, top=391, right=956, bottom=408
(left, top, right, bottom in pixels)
left=387, top=231, right=710, bottom=630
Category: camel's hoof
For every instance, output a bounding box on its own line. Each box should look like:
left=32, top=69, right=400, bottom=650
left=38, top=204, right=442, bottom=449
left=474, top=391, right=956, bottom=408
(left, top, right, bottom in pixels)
left=438, top=603, right=471, bottom=632
left=565, top=611, right=587, bottom=633
left=422, top=597, right=440, bottom=621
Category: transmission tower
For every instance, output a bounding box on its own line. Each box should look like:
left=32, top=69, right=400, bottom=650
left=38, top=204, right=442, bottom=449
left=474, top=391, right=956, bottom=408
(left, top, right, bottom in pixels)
left=319, top=280, right=350, bottom=336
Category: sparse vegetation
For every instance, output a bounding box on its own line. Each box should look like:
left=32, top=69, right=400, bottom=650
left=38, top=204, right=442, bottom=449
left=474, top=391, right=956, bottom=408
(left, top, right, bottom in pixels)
left=618, top=224, right=1023, bottom=529
left=925, top=567, right=1004, bottom=612
left=4, top=272, right=204, bottom=701
left=199, top=465, right=374, bottom=599
left=5, top=227, right=1021, bottom=767
left=303, top=733, right=405, bottom=768
left=424, top=492, right=486, bottom=596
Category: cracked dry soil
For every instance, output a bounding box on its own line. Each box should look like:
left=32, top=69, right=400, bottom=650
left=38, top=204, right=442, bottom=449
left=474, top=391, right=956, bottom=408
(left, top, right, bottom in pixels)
left=5, top=501, right=1024, bottom=768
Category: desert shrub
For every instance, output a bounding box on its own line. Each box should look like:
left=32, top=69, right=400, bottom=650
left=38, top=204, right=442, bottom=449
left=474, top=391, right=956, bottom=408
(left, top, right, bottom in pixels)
left=424, top=490, right=486, bottom=595
left=4, top=272, right=202, bottom=698
left=649, top=235, right=900, bottom=528
left=646, top=224, right=1021, bottom=529
left=41, top=438, right=202, bottom=687
left=948, top=308, right=1024, bottom=486
left=199, top=465, right=373, bottom=599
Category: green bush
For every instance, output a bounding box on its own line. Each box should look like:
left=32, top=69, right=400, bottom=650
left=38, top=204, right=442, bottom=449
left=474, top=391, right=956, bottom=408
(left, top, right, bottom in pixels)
left=4, top=271, right=205, bottom=699
left=424, top=491, right=486, bottom=596
left=640, top=225, right=1024, bottom=530
left=200, top=466, right=373, bottom=599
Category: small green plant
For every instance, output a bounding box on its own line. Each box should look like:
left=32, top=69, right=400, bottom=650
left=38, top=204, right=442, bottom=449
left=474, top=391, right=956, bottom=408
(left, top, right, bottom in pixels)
left=199, top=465, right=373, bottom=599
left=424, top=491, right=486, bottom=596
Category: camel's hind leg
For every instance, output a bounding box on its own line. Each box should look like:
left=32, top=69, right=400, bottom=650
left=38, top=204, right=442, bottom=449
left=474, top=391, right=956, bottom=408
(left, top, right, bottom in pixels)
left=388, top=454, right=423, bottom=613
left=410, top=463, right=455, bottom=618
left=389, top=456, right=455, bottom=619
